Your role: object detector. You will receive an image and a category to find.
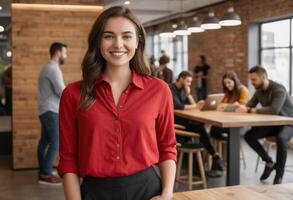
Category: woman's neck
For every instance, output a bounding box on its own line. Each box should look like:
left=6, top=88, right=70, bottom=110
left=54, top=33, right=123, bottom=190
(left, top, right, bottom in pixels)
left=104, top=65, right=132, bottom=84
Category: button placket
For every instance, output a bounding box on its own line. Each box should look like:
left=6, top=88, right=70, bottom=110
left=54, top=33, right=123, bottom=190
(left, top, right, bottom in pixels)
left=113, top=119, right=122, bottom=162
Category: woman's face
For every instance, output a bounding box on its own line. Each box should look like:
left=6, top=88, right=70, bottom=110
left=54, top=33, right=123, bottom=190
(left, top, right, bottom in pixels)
left=223, top=78, right=235, bottom=91
left=100, top=17, right=138, bottom=68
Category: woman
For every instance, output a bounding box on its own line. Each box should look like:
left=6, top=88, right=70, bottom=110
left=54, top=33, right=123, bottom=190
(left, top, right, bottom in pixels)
left=210, top=71, right=250, bottom=139
left=57, top=6, right=177, bottom=200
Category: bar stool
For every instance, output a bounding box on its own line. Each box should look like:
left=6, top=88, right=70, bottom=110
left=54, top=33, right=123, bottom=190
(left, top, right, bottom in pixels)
left=175, top=129, right=207, bottom=190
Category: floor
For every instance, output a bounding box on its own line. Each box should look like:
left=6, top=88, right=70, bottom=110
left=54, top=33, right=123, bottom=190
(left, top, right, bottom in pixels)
left=1, top=139, right=293, bottom=200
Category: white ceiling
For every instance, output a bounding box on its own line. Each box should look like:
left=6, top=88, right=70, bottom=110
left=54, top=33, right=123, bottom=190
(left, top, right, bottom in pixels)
left=105, top=0, right=225, bottom=24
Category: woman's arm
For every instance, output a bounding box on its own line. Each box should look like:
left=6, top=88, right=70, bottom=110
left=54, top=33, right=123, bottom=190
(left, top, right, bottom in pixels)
left=58, top=86, right=80, bottom=199
left=159, top=160, right=176, bottom=198
left=150, top=160, right=176, bottom=200
left=63, top=173, right=81, bottom=200
left=152, top=83, right=177, bottom=200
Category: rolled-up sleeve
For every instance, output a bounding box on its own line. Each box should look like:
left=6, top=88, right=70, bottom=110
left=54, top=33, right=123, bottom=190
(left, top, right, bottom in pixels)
left=57, top=86, right=79, bottom=177
left=156, top=83, right=177, bottom=163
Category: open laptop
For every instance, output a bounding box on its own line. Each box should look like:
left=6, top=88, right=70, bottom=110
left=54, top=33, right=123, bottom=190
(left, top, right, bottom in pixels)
left=200, top=93, right=224, bottom=111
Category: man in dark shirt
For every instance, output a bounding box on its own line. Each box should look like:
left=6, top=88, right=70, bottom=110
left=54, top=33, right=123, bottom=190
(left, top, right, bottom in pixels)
left=170, top=71, right=224, bottom=176
left=236, top=65, right=293, bottom=184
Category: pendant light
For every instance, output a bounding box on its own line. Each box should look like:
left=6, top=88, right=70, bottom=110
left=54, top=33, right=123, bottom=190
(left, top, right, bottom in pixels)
left=201, top=11, right=221, bottom=30
left=174, top=21, right=191, bottom=35
left=160, top=26, right=176, bottom=38
left=173, top=0, right=190, bottom=36
left=219, top=7, right=241, bottom=26
left=188, top=17, right=204, bottom=33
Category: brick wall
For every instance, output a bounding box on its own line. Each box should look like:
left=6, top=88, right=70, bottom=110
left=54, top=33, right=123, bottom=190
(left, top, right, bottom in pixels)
left=12, top=3, right=102, bottom=169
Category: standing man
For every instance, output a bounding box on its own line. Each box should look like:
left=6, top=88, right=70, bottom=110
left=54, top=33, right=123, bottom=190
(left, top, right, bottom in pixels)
left=236, top=65, right=293, bottom=184
left=154, top=54, right=173, bottom=84
left=193, top=55, right=210, bottom=100
left=37, top=42, right=67, bottom=185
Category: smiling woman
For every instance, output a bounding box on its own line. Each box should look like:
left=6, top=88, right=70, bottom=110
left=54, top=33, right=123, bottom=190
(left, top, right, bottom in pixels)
left=58, top=6, right=177, bottom=200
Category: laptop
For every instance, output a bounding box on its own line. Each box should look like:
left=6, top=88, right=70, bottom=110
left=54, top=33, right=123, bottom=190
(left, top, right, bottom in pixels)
left=200, top=93, right=224, bottom=111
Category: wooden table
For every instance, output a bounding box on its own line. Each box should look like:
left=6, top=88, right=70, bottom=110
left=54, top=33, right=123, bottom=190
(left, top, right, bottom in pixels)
left=174, top=110, right=293, bottom=186
left=173, top=183, right=293, bottom=200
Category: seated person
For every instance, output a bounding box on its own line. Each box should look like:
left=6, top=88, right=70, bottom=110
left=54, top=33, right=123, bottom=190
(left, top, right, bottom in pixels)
left=169, top=71, right=224, bottom=176
left=210, top=71, right=250, bottom=139
left=236, top=65, right=293, bottom=184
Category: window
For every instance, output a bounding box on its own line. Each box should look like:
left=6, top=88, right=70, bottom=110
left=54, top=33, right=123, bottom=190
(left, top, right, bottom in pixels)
left=146, top=33, right=188, bottom=79
left=260, top=18, right=292, bottom=95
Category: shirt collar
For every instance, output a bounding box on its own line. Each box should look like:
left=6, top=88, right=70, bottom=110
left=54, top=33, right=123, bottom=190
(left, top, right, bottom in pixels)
left=95, top=69, right=144, bottom=90
left=131, top=70, right=144, bottom=89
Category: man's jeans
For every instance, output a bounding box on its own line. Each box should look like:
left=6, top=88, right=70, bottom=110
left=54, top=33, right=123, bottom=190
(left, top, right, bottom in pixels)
left=37, top=111, right=59, bottom=176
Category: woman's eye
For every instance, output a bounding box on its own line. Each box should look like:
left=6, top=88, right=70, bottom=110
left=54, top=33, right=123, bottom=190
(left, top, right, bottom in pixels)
left=123, top=35, right=132, bottom=40
left=104, top=35, right=114, bottom=39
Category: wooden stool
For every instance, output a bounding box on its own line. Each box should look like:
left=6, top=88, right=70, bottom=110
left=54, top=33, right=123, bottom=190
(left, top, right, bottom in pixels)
left=176, top=145, right=207, bottom=190
left=174, top=124, right=186, bottom=130
left=175, top=129, right=206, bottom=190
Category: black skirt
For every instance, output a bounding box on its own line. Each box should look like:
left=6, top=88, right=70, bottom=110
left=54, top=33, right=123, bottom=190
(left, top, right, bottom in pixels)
left=81, top=166, right=162, bottom=200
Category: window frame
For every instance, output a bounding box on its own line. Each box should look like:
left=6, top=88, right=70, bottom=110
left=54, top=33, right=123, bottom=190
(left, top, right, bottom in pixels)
left=147, top=32, right=188, bottom=78
left=259, top=17, right=293, bottom=95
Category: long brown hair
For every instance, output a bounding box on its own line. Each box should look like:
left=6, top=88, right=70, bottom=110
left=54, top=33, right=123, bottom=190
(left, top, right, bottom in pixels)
left=80, top=6, right=150, bottom=109
left=222, top=71, right=242, bottom=100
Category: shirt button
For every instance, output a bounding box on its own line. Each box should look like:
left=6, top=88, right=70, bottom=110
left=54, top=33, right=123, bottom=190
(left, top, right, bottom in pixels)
left=116, top=144, right=120, bottom=147
left=119, top=105, right=123, bottom=109
left=116, top=156, right=120, bottom=160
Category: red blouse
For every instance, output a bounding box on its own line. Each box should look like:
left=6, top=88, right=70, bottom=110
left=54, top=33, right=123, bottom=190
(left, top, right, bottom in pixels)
left=57, top=70, right=177, bottom=178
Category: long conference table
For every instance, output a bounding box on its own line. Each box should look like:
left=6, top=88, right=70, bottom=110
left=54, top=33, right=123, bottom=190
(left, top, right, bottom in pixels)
left=173, top=183, right=293, bottom=199
left=174, top=109, right=293, bottom=186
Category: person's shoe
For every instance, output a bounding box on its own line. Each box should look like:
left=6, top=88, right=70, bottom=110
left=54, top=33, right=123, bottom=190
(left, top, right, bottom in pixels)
left=260, top=163, right=275, bottom=181
left=38, top=175, right=62, bottom=186
left=273, top=169, right=284, bottom=185
left=211, top=155, right=225, bottom=171
left=273, top=176, right=282, bottom=185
